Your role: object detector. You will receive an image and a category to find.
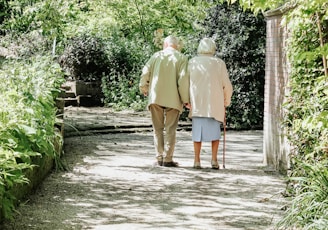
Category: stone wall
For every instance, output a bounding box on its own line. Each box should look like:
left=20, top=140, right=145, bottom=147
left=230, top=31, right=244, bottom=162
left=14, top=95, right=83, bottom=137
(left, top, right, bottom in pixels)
left=263, top=7, right=291, bottom=173
left=62, top=80, right=104, bottom=107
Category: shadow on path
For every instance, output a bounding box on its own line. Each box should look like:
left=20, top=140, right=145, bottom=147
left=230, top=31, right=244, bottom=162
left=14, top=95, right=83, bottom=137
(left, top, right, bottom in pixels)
left=1, top=127, right=288, bottom=230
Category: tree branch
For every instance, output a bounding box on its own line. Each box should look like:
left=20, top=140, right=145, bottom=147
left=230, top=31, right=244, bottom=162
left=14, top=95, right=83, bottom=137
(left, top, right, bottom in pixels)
left=133, top=0, right=146, bottom=40
left=316, top=12, right=328, bottom=77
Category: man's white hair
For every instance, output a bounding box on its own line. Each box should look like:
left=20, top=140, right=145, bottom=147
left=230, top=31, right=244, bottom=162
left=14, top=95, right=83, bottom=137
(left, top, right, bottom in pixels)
left=164, top=35, right=179, bottom=46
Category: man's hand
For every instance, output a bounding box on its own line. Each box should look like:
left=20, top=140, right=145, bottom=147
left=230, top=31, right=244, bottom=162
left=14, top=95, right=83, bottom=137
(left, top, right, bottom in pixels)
left=184, top=103, right=191, bottom=109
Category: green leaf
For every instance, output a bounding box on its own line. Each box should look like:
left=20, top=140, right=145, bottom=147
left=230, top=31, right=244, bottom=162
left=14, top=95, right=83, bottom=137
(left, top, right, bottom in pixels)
left=20, top=124, right=37, bottom=135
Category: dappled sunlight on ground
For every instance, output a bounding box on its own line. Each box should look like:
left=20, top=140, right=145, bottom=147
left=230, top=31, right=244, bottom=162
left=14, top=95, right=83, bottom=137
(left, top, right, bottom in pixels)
left=1, top=129, right=288, bottom=229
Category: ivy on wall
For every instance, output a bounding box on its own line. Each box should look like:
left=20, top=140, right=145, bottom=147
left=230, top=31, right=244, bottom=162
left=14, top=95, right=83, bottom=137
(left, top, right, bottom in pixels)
left=279, top=5, right=328, bottom=227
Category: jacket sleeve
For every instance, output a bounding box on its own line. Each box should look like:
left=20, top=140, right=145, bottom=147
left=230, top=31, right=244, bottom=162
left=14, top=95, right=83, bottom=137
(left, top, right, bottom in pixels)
left=177, top=56, right=190, bottom=104
left=139, top=58, right=152, bottom=95
left=221, top=62, right=233, bottom=107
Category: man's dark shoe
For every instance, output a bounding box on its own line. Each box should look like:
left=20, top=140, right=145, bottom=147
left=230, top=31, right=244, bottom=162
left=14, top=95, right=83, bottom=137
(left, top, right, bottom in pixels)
left=163, top=161, right=179, bottom=167
left=157, top=161, right=163, bottom=166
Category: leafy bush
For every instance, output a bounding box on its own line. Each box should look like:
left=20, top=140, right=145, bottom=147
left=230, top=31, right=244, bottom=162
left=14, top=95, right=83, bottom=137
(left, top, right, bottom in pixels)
left=59, top=34, right=110, bottom=81
left=0, top=31, right=49, bottom=58
left=101, top=32, right=152, bottom=111
left=277, top=161, right=328, bottom=229
left=0, top=56, right=65, bottom=219
left=198, top=2, right=266, bottom=129
left=104, top=32, right=138, bottom=76
left=101, top=71, right=147, bottom=111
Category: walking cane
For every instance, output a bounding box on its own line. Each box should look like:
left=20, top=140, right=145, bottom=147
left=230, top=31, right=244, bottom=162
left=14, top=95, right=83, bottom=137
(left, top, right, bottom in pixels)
left=223, top=107, right=226, bottom=169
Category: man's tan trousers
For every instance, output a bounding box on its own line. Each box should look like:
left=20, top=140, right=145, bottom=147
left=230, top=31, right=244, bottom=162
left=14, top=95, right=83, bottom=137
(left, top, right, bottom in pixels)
left=149, top=104, right=180, bottom=163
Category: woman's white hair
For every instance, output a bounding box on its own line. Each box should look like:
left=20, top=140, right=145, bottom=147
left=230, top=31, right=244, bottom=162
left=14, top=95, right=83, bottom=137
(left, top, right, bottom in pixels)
left=197, top=38, right=216, bottom=55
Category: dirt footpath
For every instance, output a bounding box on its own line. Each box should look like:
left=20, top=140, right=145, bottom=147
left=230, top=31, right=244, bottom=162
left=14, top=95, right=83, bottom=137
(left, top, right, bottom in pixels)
left=1, top=107, right=288, bottom=230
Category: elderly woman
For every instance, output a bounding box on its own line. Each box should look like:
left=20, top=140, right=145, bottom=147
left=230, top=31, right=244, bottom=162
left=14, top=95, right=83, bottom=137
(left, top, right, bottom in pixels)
left=188, top=38, right=233, bottom=169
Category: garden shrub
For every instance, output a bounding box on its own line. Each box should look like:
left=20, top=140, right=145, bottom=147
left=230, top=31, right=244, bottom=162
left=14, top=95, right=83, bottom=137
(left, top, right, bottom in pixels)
left=104, top=33, right=136, bottom=75
left=59, top=33, right=110, bottom=82
left=0, top=31, right=49, bottom=58
left=101, top=32, right=152, bottom=111
left=0, top=56, right=65, bottom=219
left=101, top=71, right=147, bottom=111
left=198, top=2, right=266, bottom=129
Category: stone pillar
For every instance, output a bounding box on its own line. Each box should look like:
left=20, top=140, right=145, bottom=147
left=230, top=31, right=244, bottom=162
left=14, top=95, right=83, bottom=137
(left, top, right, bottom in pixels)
left=263, top=7, right=291, bottom=173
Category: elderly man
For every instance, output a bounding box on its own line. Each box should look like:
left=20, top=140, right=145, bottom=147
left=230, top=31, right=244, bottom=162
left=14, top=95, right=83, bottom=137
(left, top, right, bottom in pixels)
left=139, top=35, right=190, bottom=167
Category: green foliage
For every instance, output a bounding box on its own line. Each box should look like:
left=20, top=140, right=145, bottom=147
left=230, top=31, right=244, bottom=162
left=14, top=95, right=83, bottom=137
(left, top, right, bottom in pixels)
left=101, top=33, right=151, bottom=111
left=277, top=161, right=328, bottom=229
left=58, top=29, right=151, bottom=111
left=0, top=56, right=65, bottom=219
left=0, top=0, right=10, bottom=27
left=59, top=34, right=110, bottom=81
left=199, top=2, right=266, bottom=129
left=0, top=0, right=79, bottom=35
left=106, top=0, right=213, bottom=44
left=229, top=0, right=286, bottom=14
left=104, top=32, right=142, bottom=76
left=283, top=3, right=328, bottom=175
left=0, top=0, right=83, bottom=57
left=101, top=71, right=147, bottom=111
left=0, top=148, right=32, bottom=219
left=0, top=31, right=49, bottom=58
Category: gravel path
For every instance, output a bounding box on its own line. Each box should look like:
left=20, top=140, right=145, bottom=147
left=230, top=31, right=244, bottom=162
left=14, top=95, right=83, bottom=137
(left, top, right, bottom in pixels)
left=0, top=107, right=288, bottom=230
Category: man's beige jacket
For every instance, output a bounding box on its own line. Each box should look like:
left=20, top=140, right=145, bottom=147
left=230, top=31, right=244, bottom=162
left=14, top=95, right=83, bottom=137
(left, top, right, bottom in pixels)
left=188, top=54, right=233, bottom=123
left=139, top=47, right=189, bottom=112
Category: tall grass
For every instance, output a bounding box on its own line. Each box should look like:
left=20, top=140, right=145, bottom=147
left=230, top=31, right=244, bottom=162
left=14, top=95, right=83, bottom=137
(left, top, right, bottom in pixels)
left=277, top=160, right=328, bottom=229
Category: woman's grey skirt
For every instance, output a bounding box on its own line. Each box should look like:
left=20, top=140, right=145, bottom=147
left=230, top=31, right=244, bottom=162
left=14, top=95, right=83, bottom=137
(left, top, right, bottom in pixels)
left=192, top=117, right=221, bottom=142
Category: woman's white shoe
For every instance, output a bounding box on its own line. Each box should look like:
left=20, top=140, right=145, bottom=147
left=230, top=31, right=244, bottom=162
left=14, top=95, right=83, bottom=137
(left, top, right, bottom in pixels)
left=193, top=162, right=201, bottom=169
left=211, top=160, right=219, bottom=170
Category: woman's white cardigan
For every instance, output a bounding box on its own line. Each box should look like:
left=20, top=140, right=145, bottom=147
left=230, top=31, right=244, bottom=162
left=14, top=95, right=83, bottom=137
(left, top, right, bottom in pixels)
left=188, top=54, right=233, bottom=123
